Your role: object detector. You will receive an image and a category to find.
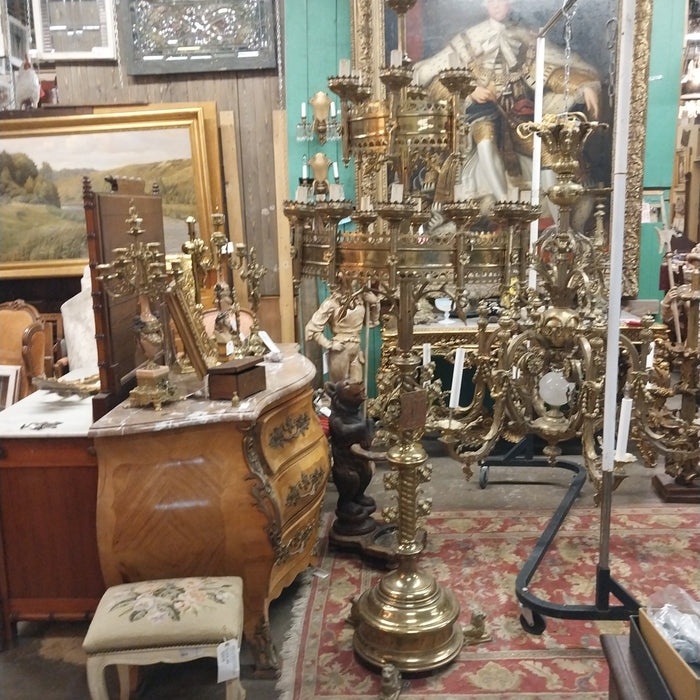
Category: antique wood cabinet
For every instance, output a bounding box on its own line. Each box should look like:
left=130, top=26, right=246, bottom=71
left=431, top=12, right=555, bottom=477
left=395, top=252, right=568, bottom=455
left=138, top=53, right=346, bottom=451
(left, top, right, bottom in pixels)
left=89, top=353, right=329, bottom=676
left=0, top=390, right=105, bottom=648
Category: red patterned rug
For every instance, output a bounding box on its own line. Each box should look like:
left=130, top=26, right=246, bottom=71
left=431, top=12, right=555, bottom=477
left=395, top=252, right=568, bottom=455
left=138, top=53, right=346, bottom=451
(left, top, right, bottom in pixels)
left=278, top=505, right=700, bottom=699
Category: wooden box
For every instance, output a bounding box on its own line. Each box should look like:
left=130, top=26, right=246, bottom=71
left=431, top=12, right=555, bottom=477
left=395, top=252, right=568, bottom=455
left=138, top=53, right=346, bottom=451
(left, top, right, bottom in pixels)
left=639, top=608, right=700, bottom=700
left=629, top=614, right=674, bottom=700
left=208, top=357, right=266, bottom=400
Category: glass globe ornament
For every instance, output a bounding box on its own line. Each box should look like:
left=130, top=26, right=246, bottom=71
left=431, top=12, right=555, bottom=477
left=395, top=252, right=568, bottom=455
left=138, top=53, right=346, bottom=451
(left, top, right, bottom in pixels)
left=538, top=370, right=574, bottom=408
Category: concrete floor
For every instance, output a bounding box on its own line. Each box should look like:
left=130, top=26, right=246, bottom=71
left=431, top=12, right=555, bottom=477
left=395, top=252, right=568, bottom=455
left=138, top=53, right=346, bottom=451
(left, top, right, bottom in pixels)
left=0, top=437, right=675, bottom=699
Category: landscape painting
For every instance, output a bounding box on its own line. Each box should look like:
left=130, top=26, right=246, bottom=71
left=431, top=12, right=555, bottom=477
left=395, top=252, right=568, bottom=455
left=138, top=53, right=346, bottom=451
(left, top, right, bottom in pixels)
left=0, top=106, right=216, bottom=278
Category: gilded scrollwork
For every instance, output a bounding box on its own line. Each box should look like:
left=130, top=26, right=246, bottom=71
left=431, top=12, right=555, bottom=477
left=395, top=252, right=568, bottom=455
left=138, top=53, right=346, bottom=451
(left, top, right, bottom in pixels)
left=624, top=0, right=652, bottom=299
left=242, top=431, right=283, bottom=554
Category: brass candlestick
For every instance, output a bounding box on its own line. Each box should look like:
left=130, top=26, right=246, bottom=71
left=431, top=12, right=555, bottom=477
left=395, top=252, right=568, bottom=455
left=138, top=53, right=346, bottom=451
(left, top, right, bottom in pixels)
left=233, top=243, right=268, bottom=356
left=351, top=273, right=463, bottom=672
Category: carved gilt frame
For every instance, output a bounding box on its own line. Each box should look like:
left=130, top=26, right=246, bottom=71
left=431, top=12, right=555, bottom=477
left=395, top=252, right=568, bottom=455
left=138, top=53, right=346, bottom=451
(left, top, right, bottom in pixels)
left=165, top=280, right=218, bottom=380
left=0, top=103, right=223, bottom=279
left=350, top=0, right=652, bottom=298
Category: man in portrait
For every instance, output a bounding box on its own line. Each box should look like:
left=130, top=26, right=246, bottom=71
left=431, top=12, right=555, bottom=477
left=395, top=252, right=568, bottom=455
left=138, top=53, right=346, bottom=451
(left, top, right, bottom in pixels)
left=412, top=0, right=602, bottom=212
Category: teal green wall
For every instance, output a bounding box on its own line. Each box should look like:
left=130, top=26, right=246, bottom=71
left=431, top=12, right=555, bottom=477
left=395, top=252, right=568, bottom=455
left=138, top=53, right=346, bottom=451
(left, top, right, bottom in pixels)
left=644, top=1, right=686, bottom=188
left=284, top=1, right=353, bottom=199
left=640, top=0, right=686, bottom=305
left=284, top=2, right=379, bottom=394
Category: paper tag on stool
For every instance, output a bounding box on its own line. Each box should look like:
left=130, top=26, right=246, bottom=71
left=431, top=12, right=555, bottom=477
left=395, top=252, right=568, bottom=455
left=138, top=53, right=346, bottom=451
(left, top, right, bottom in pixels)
left=217, top=639, right=240, bottom=682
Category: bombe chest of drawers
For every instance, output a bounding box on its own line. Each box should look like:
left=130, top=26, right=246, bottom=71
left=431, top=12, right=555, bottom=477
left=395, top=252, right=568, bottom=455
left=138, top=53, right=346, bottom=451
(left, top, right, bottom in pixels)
left=88, top=353, right=330, bottom=677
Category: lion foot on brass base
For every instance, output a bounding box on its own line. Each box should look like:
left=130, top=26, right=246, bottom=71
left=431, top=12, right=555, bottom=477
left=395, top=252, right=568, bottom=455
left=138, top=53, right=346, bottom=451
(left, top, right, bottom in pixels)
left=379, top=663, right=402, bottom=699
left=463, top=611, right=491, bottom=646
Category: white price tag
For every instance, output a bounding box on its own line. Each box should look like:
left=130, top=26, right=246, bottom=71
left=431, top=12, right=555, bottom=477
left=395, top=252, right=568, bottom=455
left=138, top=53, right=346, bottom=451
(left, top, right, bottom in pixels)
left=217, top=638, right=240, bottom=683
left=258, top=330, right=280, bottom=354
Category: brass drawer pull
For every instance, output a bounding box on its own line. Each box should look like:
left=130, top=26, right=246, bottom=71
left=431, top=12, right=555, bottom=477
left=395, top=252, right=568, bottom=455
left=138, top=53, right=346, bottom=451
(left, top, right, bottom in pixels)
left=269, top=412, right=310, bottom=448
left=286, top=466, right=326, bottom=507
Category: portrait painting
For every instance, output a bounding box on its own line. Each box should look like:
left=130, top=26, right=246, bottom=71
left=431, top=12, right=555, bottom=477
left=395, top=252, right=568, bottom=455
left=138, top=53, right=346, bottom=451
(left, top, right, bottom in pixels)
left=372, top=0, right=651, bottom=296
left=385, top=0, right=615, bottom=217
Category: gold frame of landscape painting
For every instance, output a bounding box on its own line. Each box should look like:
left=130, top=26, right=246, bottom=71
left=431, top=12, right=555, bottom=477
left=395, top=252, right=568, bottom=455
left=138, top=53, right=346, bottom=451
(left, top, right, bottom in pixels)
left=0, top=104, right=221, bottom=279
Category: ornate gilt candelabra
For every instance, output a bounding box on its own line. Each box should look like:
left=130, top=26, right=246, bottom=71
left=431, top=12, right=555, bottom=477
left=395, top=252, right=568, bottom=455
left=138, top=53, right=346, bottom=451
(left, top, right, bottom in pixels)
left=437, top=113, right=633, bottom=497
left=96, top=202, right=180, bottom=410
left=232, top=244, right=268, bottom=356
left=282, top=0, right=545, bottom=673
left=181, top=215, right=213, bottom=306
left=629, top=266, right=700, bottom=490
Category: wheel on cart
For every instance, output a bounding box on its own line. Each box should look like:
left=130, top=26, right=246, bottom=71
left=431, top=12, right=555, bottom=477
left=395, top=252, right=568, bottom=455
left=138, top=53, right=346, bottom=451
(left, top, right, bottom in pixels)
left=520, top=610, right=546, bottom=635
left=478, top=464, right=489, bottom=489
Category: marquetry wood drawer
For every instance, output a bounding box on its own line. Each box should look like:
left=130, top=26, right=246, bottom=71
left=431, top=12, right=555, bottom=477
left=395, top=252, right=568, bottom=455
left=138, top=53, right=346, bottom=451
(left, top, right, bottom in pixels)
left=269, top=495, right=325, bottom=599
left=257, top=387, right=326, bottom=476
left=270, top=437, right=329, bottom=524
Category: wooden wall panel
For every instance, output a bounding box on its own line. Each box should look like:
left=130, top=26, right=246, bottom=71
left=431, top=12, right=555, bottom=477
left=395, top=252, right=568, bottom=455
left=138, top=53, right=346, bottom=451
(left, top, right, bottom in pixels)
left=235, top=76, right=280, bottom=297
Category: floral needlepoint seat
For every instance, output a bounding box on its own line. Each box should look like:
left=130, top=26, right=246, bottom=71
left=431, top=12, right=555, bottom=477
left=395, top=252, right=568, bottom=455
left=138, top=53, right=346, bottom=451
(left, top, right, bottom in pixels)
left=82, top=576, right=245, bottom=700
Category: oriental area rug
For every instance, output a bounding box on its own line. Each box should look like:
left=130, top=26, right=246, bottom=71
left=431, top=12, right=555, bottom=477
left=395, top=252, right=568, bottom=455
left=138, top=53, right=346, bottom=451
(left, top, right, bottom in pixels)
left=277, top=506, right=700, bottom=700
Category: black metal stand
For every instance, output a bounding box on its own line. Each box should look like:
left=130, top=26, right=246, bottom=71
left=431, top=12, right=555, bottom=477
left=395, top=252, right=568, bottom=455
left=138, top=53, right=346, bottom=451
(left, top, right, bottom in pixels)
left=482, top=439, right=640, bottom=634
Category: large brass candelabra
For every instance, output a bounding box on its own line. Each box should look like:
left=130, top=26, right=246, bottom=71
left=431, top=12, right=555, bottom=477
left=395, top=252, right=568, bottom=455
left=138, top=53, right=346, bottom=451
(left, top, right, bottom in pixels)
left=282, top=0, right=544, bottom=673
left=629, top=267, right=700, bottom=489
left=439, top=113, right=633, bottom=497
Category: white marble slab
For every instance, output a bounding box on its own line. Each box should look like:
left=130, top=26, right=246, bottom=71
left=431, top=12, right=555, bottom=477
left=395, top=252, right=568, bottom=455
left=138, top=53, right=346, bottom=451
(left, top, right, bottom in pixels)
left=0, top=389, right=94, bottom=439
left=89, top=353, right=317, bottom=438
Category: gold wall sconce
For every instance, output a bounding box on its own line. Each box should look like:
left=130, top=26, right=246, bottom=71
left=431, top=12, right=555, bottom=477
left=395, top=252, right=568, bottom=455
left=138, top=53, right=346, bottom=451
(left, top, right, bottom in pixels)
left=296, top=90, right=340, bottom=144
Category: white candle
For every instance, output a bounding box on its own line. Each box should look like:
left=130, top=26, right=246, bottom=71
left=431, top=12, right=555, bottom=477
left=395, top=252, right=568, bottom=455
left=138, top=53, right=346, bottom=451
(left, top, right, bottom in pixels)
left=614, top=396, right=633, bottom=461
left=390, top=49, right=402, bottom=67
left=330, top=102, right=336, bottom=118
left=645, top=341, right=655, bottom=370
left=449, top=347, right=465, bottom=409
left=601, top=0, right=636, bottom=473
left=332, top=161, right=339, bottom=180
left=422, top=343, right=431, bottom=367
left=301, top=102, right=306, bottom=119
left=360, top=196, right=371, bottom=211
left=338, top=59, right=351, bottom=76
left=390, top=183, right=403, bottom=203
left=302, top=160, right=308, bottom=180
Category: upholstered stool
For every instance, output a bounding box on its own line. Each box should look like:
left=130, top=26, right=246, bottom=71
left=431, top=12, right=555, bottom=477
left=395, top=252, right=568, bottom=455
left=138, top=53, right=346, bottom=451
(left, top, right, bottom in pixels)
left=83, top=577, right=245, bottom=700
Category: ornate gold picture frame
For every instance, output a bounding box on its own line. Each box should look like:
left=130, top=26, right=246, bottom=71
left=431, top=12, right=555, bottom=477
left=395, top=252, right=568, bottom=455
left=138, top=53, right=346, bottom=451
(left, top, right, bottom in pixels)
left=0, top=103, right=223, bottom=279
left=165, top=280, right=218, bottom=380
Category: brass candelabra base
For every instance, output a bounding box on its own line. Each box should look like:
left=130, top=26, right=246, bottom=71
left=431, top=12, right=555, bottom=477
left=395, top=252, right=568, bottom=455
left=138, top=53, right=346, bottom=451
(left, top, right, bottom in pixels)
left=351, top=441, right=463, bottom=672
